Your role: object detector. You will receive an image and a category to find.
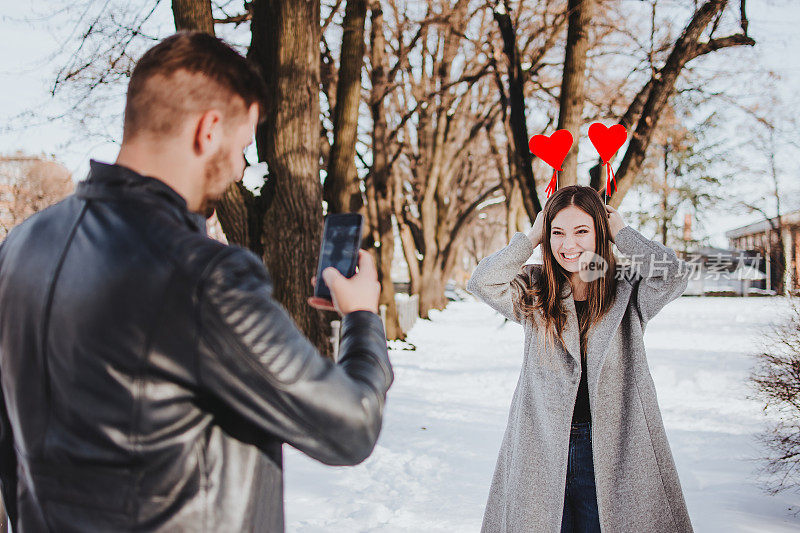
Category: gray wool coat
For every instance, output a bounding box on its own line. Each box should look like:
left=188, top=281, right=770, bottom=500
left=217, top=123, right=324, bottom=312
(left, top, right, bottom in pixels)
left=466, top=225, right=693, bottom=533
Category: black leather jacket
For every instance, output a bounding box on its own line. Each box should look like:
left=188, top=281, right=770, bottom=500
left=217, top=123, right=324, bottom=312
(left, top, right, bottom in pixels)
left=0, top=161, right=393, bottom=532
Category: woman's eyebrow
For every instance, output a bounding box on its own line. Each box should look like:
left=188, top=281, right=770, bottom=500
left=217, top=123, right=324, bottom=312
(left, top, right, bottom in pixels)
left=552, top=224, right=591, bottom=230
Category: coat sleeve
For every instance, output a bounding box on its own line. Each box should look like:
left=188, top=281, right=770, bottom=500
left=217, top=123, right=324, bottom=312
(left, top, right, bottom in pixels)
left=466, top=232, right=535, bottom=324
left=195, top=247, right=394, bottom=466
left=613, top=225, right=690, bottom=324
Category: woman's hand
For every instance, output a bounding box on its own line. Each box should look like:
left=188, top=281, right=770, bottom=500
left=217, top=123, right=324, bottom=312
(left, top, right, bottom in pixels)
left=527, top=210, right=545, bottom=249
left=605, top=204, right=626, bottom=243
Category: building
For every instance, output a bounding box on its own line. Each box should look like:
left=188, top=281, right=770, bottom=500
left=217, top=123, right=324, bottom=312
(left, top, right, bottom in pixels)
left=725, top=208, right=800, bottom=296
left=679, top=246, right=767, bottom=296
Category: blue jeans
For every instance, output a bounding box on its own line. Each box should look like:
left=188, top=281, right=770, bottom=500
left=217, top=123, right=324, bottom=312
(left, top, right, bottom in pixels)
left=560, top=422, right=601, bottom=533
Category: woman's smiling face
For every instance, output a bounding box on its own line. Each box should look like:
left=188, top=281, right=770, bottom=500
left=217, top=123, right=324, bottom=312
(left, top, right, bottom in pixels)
left=550, top=205, right=596, bottom=274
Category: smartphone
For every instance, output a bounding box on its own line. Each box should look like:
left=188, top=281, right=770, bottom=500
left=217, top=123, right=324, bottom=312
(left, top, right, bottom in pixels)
left=314, top=213, right=364, bottom=301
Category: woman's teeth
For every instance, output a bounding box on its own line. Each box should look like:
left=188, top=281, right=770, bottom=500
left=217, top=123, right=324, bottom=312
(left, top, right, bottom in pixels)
left=561, top=252, right=580, bottom=261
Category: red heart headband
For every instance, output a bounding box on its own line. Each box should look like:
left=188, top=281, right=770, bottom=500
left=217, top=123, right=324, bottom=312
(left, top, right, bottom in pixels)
left=528, top=130, right=573, bottom=199
left=528, top=123, right=627, bottom=202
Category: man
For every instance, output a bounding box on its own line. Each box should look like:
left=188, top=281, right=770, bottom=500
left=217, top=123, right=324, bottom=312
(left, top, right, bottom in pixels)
left=0, top=32, right=393, bottom=532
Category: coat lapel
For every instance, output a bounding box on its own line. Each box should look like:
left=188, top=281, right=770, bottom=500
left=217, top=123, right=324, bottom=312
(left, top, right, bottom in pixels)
left=560, top=280, right=634, bottom=390
left=559, top=284, right=581, bottom=367
left=586, top=279, right=634, bottom=390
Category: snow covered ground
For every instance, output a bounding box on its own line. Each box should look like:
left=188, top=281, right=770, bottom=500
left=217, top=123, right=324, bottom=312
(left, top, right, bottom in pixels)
left=284, top=296, right=800, bottom=532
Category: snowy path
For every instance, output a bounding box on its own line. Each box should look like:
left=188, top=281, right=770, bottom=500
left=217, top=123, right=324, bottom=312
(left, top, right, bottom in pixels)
left=284, top=296, right=800, bottom=532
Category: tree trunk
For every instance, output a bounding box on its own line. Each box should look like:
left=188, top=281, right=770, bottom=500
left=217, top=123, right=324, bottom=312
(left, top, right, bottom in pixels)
left=557, top=0, right=595, bottom=185
left=768, top=129, right=787, bottom=295
left=170, top=0, right=326, bottom=354
left=249, top=0, right=331, bottom=358
left=367, top=3, right=403, bottom=340
left=418, top=265, right=445, bottom=319
left=324, top=0, right=367, bottom=214
left=399, top=225, right=421, bottom=296
left=442, top=237, right=464, bottom=293
left=410, top=0, right=471, bottom=318
left=172, top=0, right=214, bottom=33
left=494, top=9, right=542, bottom=220
left=170, top=1, right=258, bottom=252
left=508, top=183, right=527, bottom=239
left=394, top=174, right=420, bottom=296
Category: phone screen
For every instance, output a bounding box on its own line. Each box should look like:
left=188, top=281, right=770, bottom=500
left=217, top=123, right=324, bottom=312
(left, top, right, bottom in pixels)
left=314, top=214, right=363, bottom=300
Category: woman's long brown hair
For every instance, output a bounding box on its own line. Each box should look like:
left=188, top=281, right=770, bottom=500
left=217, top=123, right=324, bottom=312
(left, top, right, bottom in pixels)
left=511, top=185, right=619, bottom=356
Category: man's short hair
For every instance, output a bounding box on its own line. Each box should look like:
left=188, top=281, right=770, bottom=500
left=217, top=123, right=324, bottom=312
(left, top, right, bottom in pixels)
left=123, top=31, right=267, bottom=141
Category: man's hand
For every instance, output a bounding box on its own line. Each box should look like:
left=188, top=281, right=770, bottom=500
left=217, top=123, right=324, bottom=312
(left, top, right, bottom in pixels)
left=308, top=250, right=381, bottom=316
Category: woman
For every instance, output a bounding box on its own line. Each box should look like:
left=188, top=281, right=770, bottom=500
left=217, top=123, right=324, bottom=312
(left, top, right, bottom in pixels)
left=467, top=186, right=693, bottom=533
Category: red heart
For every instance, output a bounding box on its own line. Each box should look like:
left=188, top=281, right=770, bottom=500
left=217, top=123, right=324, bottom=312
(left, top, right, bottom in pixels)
left=528, top=129, right=573, bottom=171
left=588, top=123, right=627, bottom=162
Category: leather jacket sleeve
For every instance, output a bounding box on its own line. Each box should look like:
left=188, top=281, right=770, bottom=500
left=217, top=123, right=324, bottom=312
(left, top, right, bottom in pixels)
left=0, top=239, right=17, bottom=530
left=195, top=248, right=393, bottom=466
left=0, top=367, right=17, bottom=531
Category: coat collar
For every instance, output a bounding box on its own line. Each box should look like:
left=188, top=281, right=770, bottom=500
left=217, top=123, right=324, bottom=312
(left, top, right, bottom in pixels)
left=75, top=160, right=207, bottom=234
left=558, top=278, right=634, bottom=390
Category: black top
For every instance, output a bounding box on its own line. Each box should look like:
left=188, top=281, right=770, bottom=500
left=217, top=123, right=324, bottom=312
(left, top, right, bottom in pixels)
left=572, top=299, right=591, bottom=424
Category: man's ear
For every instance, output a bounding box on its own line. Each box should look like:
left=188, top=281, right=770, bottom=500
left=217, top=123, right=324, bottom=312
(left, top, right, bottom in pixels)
left=193, top=109, right=223, bottom=155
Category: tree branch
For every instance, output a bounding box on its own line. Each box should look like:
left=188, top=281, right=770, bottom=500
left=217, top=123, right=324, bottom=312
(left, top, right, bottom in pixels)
left=688, top=33, right=756, bottom=61
left=442, top=183, right=503, bottom=265
left=214, top=12, right=251, bottom=25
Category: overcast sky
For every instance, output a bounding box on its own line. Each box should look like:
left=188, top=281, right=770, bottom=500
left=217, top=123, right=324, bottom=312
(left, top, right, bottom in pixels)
left=1, top=0, right=798, bottom=248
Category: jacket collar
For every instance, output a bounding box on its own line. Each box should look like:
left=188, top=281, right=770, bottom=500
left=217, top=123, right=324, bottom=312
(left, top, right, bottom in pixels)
left=76, top=160, right=207, bottom=234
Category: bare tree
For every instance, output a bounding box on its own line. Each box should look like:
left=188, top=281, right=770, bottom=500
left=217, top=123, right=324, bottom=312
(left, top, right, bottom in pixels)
left=461, top=195, right=508, bottom=272
left=748, top=297, right=800, bottom=494
left=607, top=0, right=755, bottom=207
left=324, top=0, right=368, bottom=215
left=557, top=0, right=595, bottom=184
left=248, top=0, right=330, bottom=355
left=48, top=0, right=334, bottom=355
left=735, top=123, right=788, bottom=295
left=0, top=154, right=74, bottom=240
left=627, top=107, right=729, bottom=250
left=28, top=0, right=765, bottom=337
left=365, top=1, right=403, bottom=338
left=385, top=1, right=504, bottom=317
left=489, top=0, right=754, bottom=217
left=491, top=0, right=567, bottom=220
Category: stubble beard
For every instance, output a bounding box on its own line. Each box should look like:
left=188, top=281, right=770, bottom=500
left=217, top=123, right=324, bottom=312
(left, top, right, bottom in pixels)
left=199, top=146, right=233, bottom=217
